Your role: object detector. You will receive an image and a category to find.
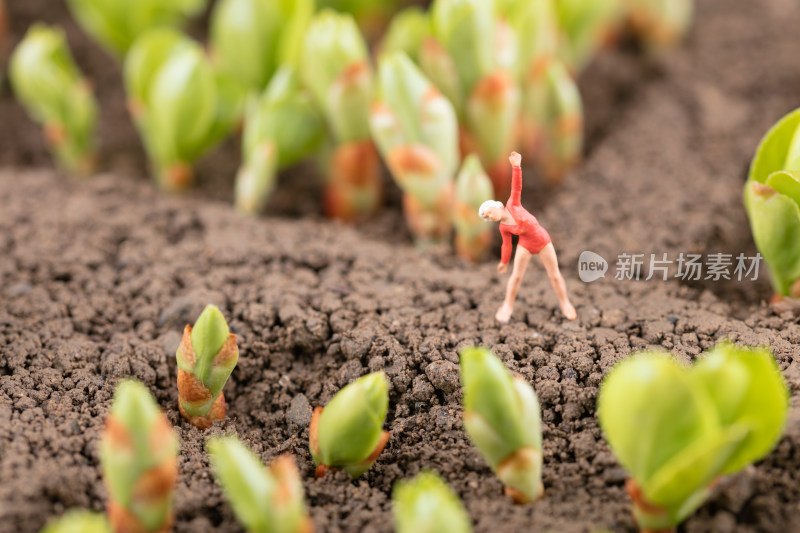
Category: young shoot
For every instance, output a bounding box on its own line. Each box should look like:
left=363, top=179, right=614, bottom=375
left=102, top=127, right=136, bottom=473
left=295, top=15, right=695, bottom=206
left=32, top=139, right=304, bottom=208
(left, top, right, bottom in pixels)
left=66, top=0, right=206, bottom=58
left=454, top=155, right=495, bottom=262
left=371, top=52, right=459, bottom=246
left=309, top=372, right=389, bottom=479
left=598, top=343, right=788, bottom=532
left=10, top=24, right=97, bottom=175
left=744, top=107, right=800, bottom=299
left=176, top=304, right=239, bottom=429
left=393, top=471, right=472, bottom=533
left=379, top=7, right=431, bottom=64
left=301, top=10, right=383, bottom=222
left=209, top=0, right=312, bottom=94
left=522, top=59, right=583, bottom=185
left=459, top=347, right=543, bottom=503
left=316, top=0, right=411, bottom=43
left=100, top=380, right=179, bottom=533
left=124, top=28, right=242, bottom=191
left=40, top=511, right=110, bottom=533
left=422, top=0, right=521, bottom=198
left=207, top=436, right=312, bottom=533
left=553, top=0, right=623, bottom=73
left=235, top=67, right=325, bottom=215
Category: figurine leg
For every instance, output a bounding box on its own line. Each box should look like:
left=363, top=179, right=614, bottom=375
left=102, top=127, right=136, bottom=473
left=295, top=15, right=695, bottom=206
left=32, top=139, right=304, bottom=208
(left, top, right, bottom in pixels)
left=538, top=243, right=577, bottom=320
left=496, top=247, right=532, bottom=323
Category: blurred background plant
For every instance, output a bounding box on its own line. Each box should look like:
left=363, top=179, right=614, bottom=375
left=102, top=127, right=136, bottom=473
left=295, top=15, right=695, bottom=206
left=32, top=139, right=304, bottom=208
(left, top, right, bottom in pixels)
left=124, top=28, right=241, bottom=191
left=10, top=24, right=97, bottom=175
left=371, top=52, right=459, bottom=246
left=235, top=67, right=324, bottom=215
left=209, top=0, right=311, bottom=96
left=207, top=437, right=312, bottom=533
left=301, top=10, right=383, bottom=221
left=65, top=0, right=207, bottom=58
left=7, top=0, right=693, bottom=256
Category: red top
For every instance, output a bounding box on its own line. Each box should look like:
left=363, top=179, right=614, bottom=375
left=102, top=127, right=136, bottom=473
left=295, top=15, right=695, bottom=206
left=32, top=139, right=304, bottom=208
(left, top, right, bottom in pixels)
left=499, top=165, right=552, bottom=263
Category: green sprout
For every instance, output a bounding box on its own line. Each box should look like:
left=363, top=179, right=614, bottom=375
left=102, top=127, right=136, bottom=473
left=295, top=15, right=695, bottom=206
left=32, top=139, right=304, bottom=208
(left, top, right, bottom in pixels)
left=176, top=304, right=239, bottom=429
left=553, top=0, right=623, bottom=73
left=209, top=0, right=312, bottom=94
left=40, top=511, right=110, bottom=533
left=393, top=471, right=472, bottom=533
left=522, top=58, right=583, bottom=185
left=453, top=155, right=494, bottom=262
left=10, top=24, right=98, bottom=175
left=309, top=372, right=390, bottom=479
left=316, top=0, right=413, bottom=43
left=500, top=0, right=584, bottom=185
left=100, top=380, right=179, bottom=533
left=625, top=0, right=694, bottom=51
left=65, top=0, right=206, bottom=58
left=422, top=0, right=521, bottom=198
left=598, top=343, right=788, bottom=532
left=459, top=347, right=543, bottom=503
left=124, top=28, right=243, bottom=191
left=235, top=67, right=325, bottom=215
left=371, top=52, right=459, bottom=246
left=744, top=108, right=800, bottom=299
left=207, top=436, right=312, bottom=533
left=379, top=7, right=431, bottom=63
left=300, top=10, right=383, bottom=222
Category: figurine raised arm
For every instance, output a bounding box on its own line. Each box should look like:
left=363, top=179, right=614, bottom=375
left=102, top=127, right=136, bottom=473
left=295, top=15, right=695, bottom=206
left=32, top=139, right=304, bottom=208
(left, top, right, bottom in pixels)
left=480, top=152, right=576, bottom=323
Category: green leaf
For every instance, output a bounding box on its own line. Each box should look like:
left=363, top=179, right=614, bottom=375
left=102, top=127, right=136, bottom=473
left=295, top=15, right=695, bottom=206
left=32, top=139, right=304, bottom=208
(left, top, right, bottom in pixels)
left=40, top=510, right=111, bottom=533
left=765, top=170, right=800, bottom=208
left=380, top=7, right=431, bottom=63
left=316, top=372, right=388, bottom=471
left=749, top=107, right=800, bottom=183
left=744, top=180, right=800, bottom=295
left=597, top=352, right=719, bottom=485
left=191, top=305, right=230, bottom=383
left=459, top=347, right=540, bottom=465
left=210, top=0, right=311, bottom=92
left=455, top=154, right=494, bottom=210
left=498, top=0, right=559, bottom=73
left=644, top=423, right=746, bottom=508
left=393, top=471, right=472, bottom=533
left=9, top=24, right=97, bottom=173
left=124, top=28, right=188, bottom=108
left=692, top=343, right=789, bottom=474
left=66, top=0, right=206, bottom=57
left=431, top=0, right=495, bottom=98
left=207, top=437, right=275, bottom=532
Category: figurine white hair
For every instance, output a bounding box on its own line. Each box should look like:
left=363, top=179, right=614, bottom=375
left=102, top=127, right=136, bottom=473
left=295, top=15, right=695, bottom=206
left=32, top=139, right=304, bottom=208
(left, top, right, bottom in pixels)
left=478, top=200, right=504, bottom=220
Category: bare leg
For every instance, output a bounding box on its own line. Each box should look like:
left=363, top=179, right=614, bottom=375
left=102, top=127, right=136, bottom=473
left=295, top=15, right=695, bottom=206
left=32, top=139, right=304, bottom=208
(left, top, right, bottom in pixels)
left=538, top=243, right=577, bottom=320
left=496, top=246, right=533, bottom=323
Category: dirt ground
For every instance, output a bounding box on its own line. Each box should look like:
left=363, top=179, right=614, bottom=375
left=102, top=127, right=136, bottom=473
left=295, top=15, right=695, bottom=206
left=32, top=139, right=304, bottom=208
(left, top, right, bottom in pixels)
left=1, top=0, right=800, bottom=532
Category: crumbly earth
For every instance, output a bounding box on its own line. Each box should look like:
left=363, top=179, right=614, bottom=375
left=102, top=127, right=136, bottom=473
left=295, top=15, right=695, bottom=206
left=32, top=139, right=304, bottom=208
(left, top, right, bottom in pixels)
left=1, top=1, right=800, bottom=533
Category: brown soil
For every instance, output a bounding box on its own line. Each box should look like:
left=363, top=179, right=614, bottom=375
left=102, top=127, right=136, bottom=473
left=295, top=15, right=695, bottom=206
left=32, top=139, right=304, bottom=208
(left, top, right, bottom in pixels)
left=1, top=1, right=800, bottom=533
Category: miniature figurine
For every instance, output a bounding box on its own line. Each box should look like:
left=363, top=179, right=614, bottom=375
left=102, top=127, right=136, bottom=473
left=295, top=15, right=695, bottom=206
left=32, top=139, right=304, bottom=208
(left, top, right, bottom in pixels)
left=479, top=152, right=577, bottom=322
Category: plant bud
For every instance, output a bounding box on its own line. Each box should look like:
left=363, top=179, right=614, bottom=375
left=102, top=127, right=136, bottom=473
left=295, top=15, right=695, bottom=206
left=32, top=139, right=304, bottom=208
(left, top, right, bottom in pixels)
left=66, top=0, right=206, bottom=57
left=176, top=304, right=239, bottom=429
left=210, top=0, right=312, bottom=92
left=10, top=24, right=97, bottom=175
left=460, top=347, right=543, bottom=503
left=393, top=471, right=472, bottom=533
left=309, top=372, right=389, bottom=479
left=454, top=155, right=494, bottom=262
left=100, top=380, right=179, bottom=533
left=744, top=108, right=800, bottom=297
left=207, top=437, right=313, bottom=533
